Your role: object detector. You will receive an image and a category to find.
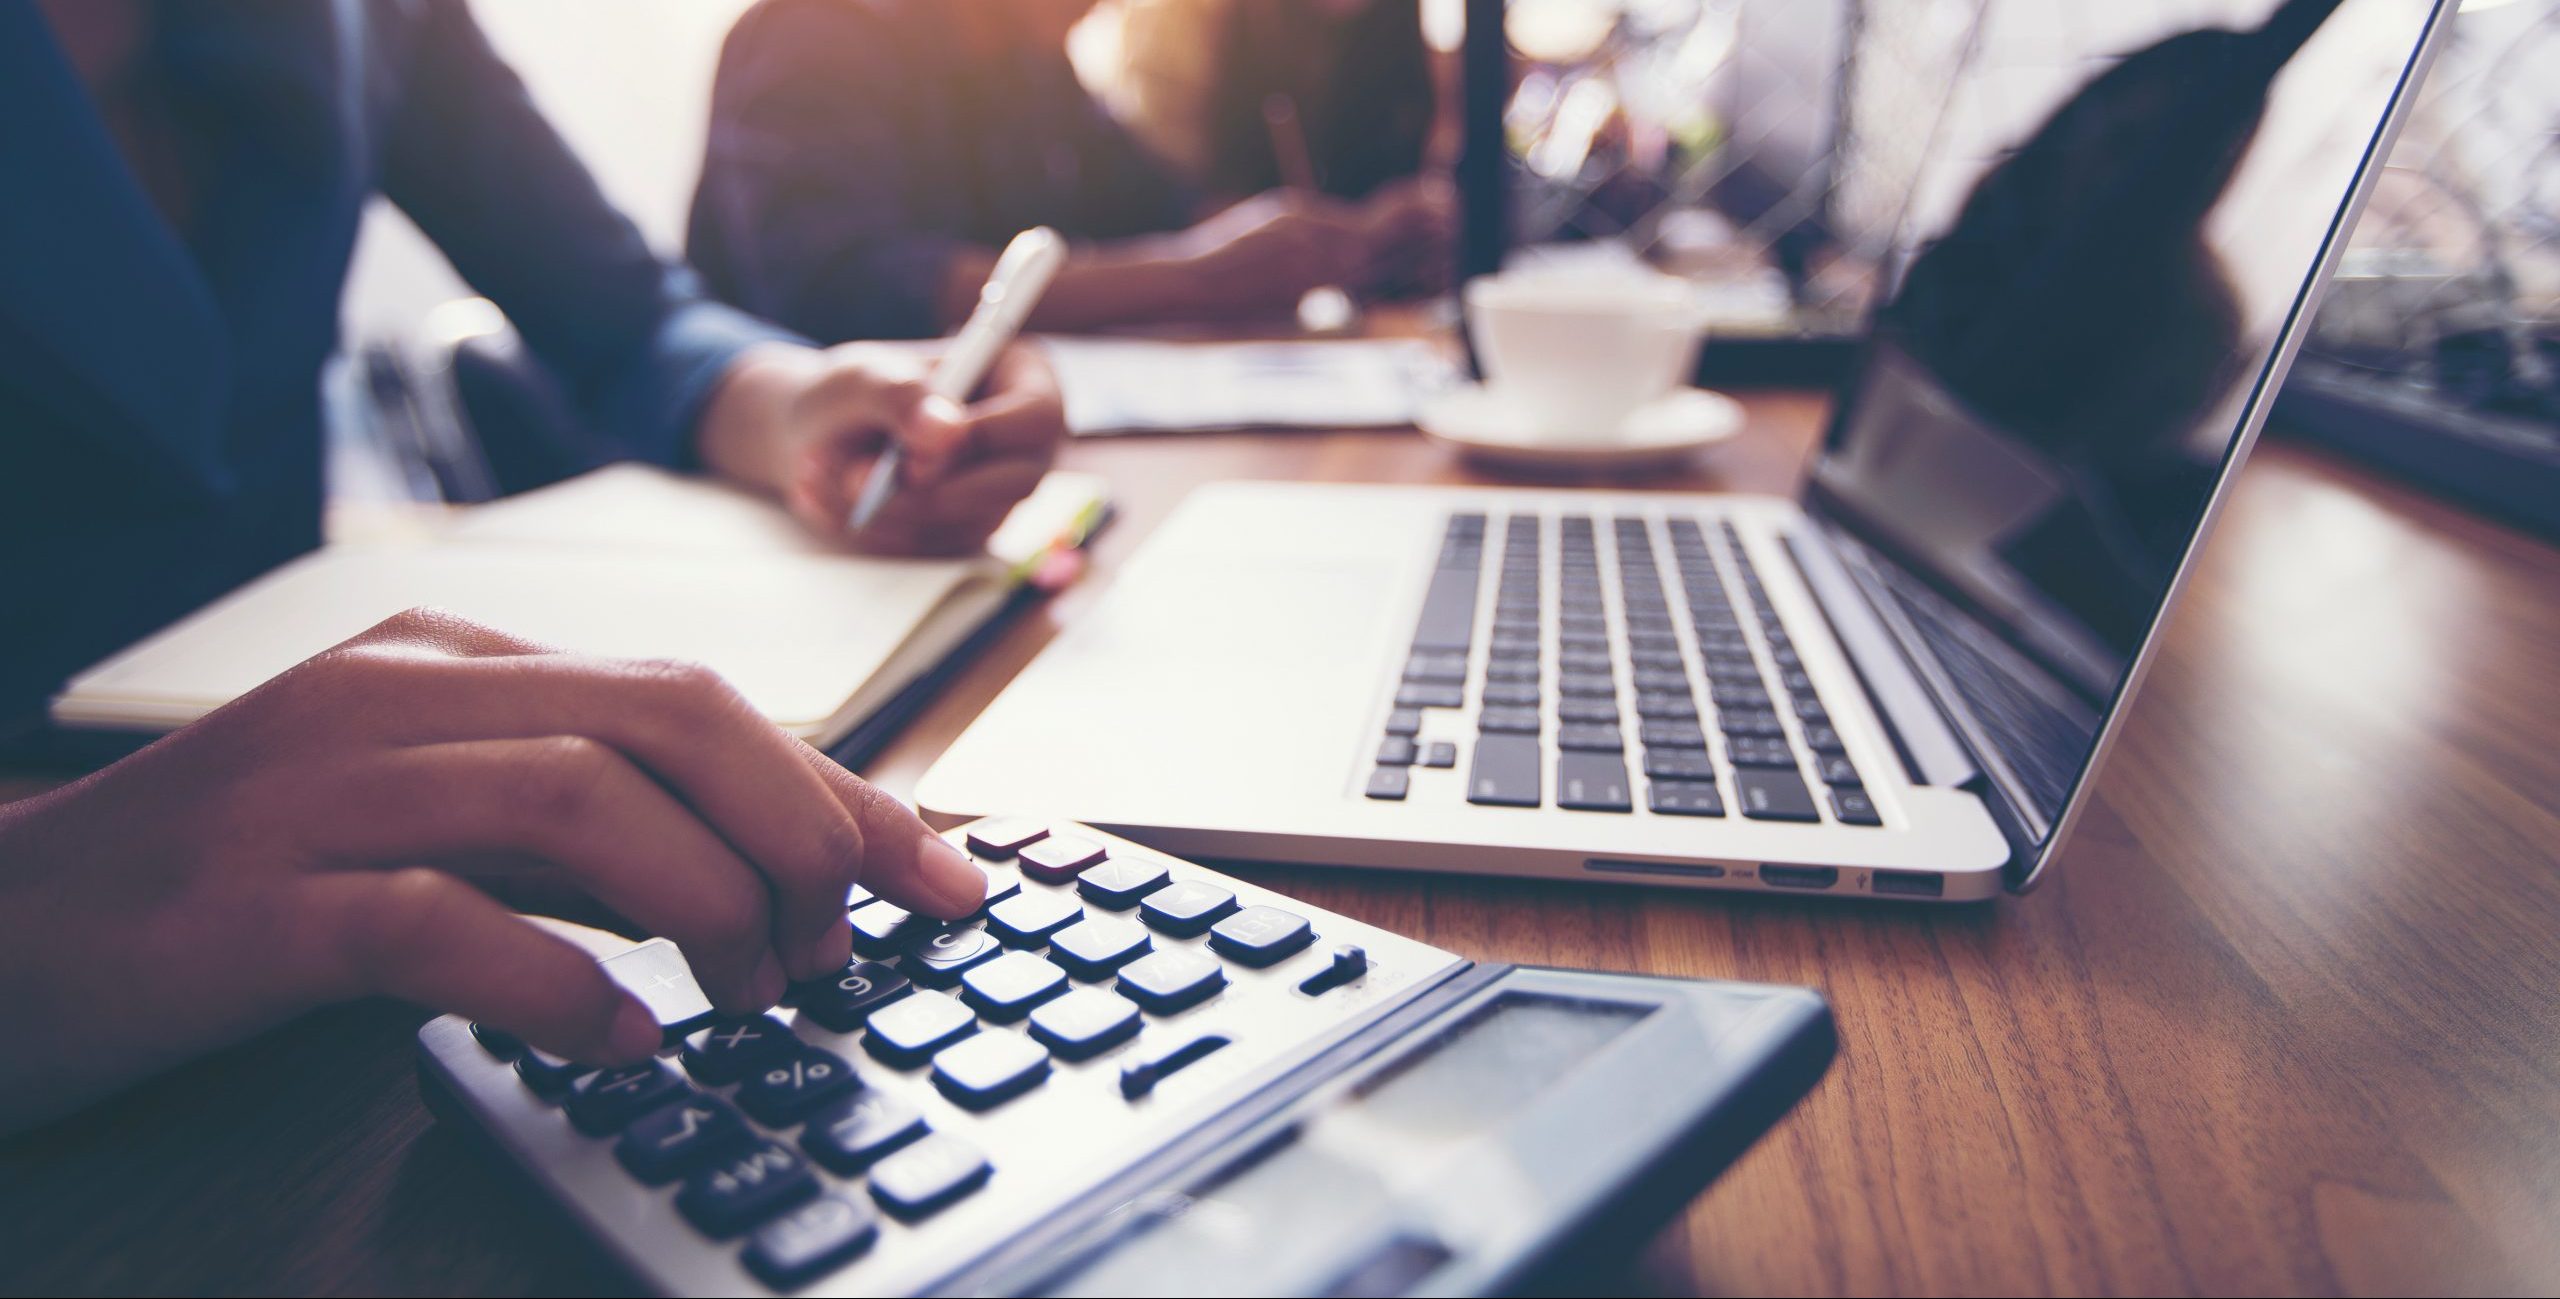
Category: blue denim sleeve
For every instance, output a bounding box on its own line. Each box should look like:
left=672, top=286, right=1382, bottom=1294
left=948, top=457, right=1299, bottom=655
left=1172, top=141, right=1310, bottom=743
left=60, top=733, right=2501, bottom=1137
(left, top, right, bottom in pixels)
left=377, top=1, right=802, bottom=467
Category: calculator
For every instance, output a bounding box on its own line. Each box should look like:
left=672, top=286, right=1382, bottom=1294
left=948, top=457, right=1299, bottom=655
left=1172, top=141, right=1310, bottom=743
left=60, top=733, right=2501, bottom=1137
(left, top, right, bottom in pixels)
left=417, top=820, right=1835, bottom=1296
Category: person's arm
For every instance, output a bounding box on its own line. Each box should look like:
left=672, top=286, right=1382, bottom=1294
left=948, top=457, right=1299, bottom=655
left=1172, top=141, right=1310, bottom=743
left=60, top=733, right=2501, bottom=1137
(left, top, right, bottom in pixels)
left=377, top=1, right=789, bottom=470
left=0, top=611, right=989, bottom=1134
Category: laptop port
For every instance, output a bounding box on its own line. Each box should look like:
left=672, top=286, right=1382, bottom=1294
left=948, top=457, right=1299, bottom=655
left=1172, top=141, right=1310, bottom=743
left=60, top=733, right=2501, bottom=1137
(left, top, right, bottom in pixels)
left=1870, top=870, right=1944, bottom=898
left=1585, top=859, right=1726, bottom=880
left=1758, top=865, right=1838, bottom=890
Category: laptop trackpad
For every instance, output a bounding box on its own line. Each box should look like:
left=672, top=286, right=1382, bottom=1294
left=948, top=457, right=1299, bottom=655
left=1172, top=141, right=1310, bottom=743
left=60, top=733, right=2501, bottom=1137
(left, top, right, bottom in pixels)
left=928, top=552, right=1405, bottom=817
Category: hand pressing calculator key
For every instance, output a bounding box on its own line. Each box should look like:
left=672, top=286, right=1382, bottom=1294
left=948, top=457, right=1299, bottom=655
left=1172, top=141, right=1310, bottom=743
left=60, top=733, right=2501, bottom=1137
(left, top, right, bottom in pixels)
left=417, top=820, right=1835, bottom=1295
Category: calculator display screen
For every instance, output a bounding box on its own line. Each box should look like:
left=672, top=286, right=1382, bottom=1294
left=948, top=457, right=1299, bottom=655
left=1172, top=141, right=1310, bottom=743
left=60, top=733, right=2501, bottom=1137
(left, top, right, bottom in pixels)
left=1042, top=994, right=1653, bottom=1296
left=1342, top=992, right=1652, bottom=1140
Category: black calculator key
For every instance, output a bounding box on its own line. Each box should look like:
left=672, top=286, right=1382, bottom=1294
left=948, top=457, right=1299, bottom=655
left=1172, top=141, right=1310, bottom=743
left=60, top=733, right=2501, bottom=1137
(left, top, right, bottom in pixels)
left=869, top=1135, right=991, bottom=1220
left=960, top=952, right=1069, bottom=1021
left=1075, top=856, right=1170, bottom=909
left=1119, top=1033, right=1232, bottom=1099
left=931, top=1031, right=1052, bottom=1109
left=1047, top=916, right=1152, bottom=979
left=735, top=1050, right=860, bottom=1127
left=1484, top=658, right=1539, bottom=682
left=963, top=819, right=1049, bottom=859
left=1027, top=987, right=1145, bottom=1059
left=1017, top=834, right=1107, bottom=883
left=1558, top=647, right=1612, bottom=672
left=1559, top=672, right=1616, bottom=697
left=1832, top=788, right=1883, bottom=826
left=1816, top=753, right=1862, bottom=787
left=470, top=1022, right=522, bottom=1061
left=862, top=990, right=977, bottom=1066
left=516, top=1048, right=592, bottom=1099
left=1421, top=741, right=1457, bottom=768
left=1207, top=906, right=1315, bottom=967
left=1297, top=945, right=1369, bottom=997
left=801, top=1093, right=928, bottom=1174
left=1727, top=735, right=1797, bottom=768
left=849, top=900, right=929, bottom=956
left=1476, top=706, right=1540, bottom=734
left=679, top=1141, right=820, bottom=1238
left=618, top=1095, right=750, bottom=1184
left=1467, top=733, right=1541, bottom=807
left=1481, top=681, right=1540, bottom=707
left=1116, top=949, right=1226, bottom=1015
left=1802, top=723, right=1846, bottom=753
left=1630, top=647, right=1685, bottom=670
left=1383, top=708, right=1423, bottom=737
left=1557, top=723, right=1623, bottom=753
left=1394, top=682, right=1464, bottom=710
left=904, top=928, right=1002, bottom=988
left=1643, top=748, right=1716, bottom=780
left=1559, top=697, right=1620, bottom=724
left=1638, top=720, right=1708, bottom=750
left=1138, top=880, right=1238, bottom=938
left=1376, top=735, right=1419, bottom=766
left=1364, top=766, right=1410, bottom=800
left=986, top=890, right=1083, bottom=948
left=567, top=1062, right=688, bottom=1135
left=1719, top=709, right=1786, bottom=737
left=1736, top=769, right=1821, bottom=822
left=798, top=961, right=912, bottom=1033
left=681, top=1015, right=795, bottom=1085
left=743, top=1193, right=877, bottom=1289
left=1556, top=753, right=1633, bottom=812
left=1648, top=781, right=1726, bottom=817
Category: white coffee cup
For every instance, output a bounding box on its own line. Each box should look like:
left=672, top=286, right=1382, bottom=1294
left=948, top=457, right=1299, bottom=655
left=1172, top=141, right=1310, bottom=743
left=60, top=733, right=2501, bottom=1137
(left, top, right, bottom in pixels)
left=1464, top=270, right=1705, bottom=442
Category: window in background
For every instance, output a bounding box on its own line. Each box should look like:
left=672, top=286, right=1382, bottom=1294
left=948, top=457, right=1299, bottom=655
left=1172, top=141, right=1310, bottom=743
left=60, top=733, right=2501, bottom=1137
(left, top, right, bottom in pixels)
left=2278, top=0, right=2560, bottom=537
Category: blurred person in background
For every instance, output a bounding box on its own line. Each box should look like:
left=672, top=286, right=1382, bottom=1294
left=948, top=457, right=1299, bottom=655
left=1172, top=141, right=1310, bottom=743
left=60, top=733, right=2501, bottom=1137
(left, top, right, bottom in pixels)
left=1113, top=0, right=1445, bottom=210
left=687, top=0, right=1453, bottom=341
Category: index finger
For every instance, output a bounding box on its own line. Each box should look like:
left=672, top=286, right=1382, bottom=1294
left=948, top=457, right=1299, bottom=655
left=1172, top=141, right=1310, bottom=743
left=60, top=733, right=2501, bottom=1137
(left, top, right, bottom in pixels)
left=331, top=629, right=984, bottom=974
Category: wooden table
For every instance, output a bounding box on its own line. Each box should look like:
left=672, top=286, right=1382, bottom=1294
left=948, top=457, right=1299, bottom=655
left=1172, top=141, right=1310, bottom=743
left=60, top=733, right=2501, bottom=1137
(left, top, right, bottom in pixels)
left=4, top=394, right=2556, bottom=1296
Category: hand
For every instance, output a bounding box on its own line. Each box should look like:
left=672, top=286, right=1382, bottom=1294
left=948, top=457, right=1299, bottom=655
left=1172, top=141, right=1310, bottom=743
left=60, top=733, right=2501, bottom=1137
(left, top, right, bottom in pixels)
left=0, top=610, right=988, bottom=1133
left=695, top=340, right=1066, bottom=556
left=1350, top=174, right=1457, bottom=297
left=1174, top=191, right=1371, bottom=319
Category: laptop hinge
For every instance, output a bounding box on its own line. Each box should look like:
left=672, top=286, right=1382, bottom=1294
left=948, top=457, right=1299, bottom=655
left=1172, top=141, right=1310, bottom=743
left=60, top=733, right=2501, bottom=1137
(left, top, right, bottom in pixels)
left=1781, top=530, right=1979, bottom=790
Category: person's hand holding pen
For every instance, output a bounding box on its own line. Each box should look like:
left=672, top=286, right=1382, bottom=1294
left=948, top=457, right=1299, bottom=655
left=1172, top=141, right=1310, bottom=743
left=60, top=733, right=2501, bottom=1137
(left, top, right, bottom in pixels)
left=696, top=228, right=1070, bottom=555
left=696, top=339, right=1065, bottom=556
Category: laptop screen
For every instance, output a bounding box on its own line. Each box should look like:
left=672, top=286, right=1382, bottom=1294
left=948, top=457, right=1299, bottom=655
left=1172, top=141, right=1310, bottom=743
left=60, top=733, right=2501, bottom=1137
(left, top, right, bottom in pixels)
left=1802, top=0, right=2443, bottom=874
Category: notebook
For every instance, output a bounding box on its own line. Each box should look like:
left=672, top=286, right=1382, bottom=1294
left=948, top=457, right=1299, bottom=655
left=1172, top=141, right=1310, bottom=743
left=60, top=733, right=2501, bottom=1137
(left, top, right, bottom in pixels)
left=50, top=465, right=1108, bottom=749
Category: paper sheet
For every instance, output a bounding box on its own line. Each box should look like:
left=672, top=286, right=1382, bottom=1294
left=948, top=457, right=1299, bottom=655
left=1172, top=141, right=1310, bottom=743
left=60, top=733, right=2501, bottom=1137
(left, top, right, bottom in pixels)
left=1044, top=337, right=1453, bottom=436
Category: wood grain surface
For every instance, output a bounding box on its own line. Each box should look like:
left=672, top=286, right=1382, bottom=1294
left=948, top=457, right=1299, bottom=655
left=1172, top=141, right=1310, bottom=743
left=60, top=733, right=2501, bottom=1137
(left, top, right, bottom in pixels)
left=3, top=386, right=2554, bottom=1296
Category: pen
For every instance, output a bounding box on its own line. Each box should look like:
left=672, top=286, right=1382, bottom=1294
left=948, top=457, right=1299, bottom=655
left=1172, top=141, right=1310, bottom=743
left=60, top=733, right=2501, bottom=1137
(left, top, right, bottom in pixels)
left=845, top=226, right=1069, bottom=533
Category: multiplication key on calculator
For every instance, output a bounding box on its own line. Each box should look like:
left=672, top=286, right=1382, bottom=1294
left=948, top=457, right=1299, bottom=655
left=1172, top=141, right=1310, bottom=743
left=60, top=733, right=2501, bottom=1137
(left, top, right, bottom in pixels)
left=418, top=820, right=1834, bottom=1296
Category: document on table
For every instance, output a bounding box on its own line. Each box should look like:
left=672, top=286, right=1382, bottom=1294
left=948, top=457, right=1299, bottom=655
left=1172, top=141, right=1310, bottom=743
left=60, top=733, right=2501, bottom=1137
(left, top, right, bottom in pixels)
left=1043, top=337, right=1454, bottom=436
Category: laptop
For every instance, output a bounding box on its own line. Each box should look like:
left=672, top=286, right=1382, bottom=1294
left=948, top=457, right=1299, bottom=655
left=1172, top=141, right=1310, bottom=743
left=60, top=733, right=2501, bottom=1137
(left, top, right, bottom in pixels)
left=919, top=0, right=2449, bottom=902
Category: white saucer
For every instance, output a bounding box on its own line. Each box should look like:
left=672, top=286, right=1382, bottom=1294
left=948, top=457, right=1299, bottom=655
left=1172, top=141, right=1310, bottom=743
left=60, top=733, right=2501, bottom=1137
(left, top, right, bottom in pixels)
left=1416, top=383, right=1744, bottom=472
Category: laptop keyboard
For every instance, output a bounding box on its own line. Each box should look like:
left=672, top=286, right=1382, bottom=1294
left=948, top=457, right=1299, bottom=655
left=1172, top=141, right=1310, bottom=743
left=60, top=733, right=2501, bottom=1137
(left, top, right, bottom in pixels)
left=1365, top=512, right=1883, bottom=827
